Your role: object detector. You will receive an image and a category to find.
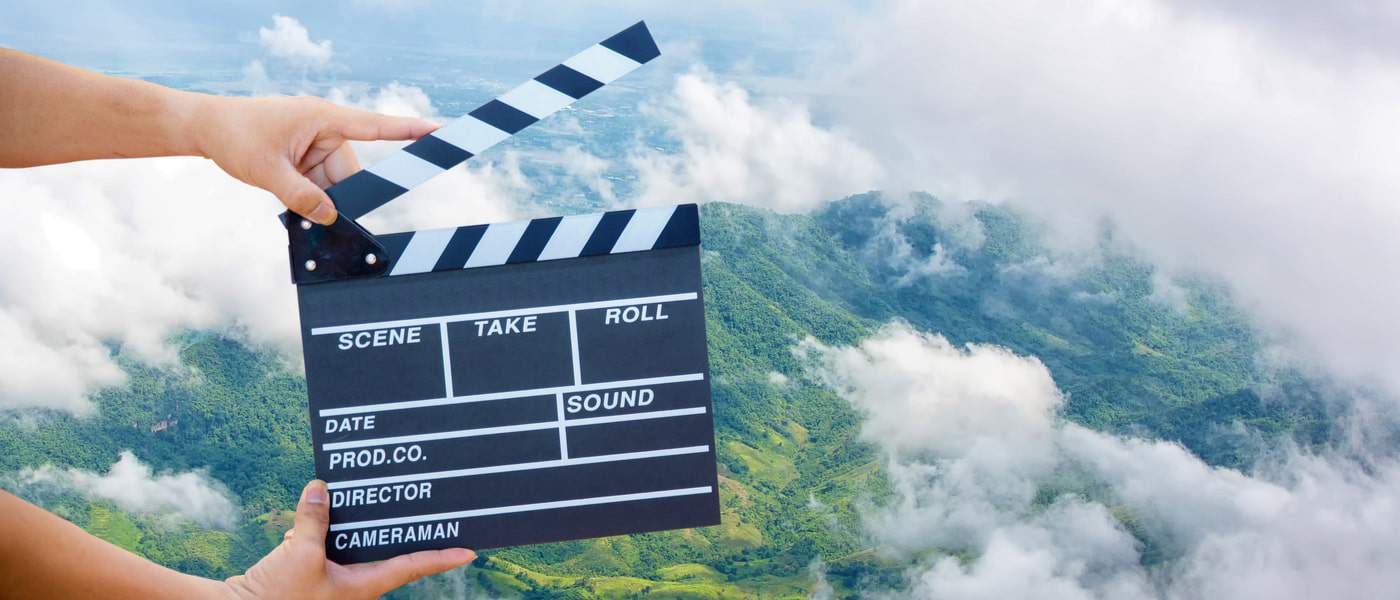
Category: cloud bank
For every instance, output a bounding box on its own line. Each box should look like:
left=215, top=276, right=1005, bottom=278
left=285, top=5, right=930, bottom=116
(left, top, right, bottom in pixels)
left=801, top=323, right=1400, bottom=599
left=258, top=14, right=333, bottom=69
left=817, top=0, right=1400, bottom=395
left=0, top=158, right=297, bottom=413
left=629, top=69, right=882, bottom=213
left=20, top=450, right=239, bottom=529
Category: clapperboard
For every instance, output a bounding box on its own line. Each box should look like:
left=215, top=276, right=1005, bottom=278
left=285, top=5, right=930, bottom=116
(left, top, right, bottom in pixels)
left=280, top=21, right=720, bottom=564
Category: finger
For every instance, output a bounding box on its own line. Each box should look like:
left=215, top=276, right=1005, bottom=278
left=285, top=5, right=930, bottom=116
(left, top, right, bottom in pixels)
left=347, top=548, right=475, bottom=595
left=269, top=164, right=337, bottom=225
left=323, top=143, right=362, bottom=185
left=305, top=162, right=333, bottom=190
left=290, top=480, right=331, bottom=555
left=332, top=105, right=440, bottom=142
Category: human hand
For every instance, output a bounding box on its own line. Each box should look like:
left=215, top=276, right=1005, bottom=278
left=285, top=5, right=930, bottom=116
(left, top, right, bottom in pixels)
left=191, top=95, right=437, bottom=225
left=221, top=480, right=474, bottom=600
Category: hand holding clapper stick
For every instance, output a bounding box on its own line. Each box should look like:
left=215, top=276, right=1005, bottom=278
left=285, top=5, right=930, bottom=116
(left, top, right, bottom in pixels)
left=0, top=20, right=689, bottom=600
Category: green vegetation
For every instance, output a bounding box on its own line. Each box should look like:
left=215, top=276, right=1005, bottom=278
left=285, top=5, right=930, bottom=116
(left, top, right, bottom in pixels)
left=0, top=196, right=1334, bottom=597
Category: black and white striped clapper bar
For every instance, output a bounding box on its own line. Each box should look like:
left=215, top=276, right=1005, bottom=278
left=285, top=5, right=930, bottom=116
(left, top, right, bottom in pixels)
left=281, top=22, right=720, bottom=564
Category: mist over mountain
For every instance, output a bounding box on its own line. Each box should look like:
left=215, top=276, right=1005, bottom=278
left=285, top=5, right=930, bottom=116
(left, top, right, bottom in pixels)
left=3, top=196, right=1390, bottom=598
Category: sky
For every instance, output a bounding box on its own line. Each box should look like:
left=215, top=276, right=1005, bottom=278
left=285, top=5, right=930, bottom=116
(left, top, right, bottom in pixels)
left=4, top=0, right=1397, bottom=410
left=3, top=1, right=1400, bottom=597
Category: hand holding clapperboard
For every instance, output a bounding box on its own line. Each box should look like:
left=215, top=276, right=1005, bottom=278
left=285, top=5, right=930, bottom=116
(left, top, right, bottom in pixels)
left=282, top=21, right=720, bottom=564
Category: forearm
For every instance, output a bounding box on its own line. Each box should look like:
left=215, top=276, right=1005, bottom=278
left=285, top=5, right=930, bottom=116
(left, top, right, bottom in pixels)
left=0, top=48, right=206, bottom=166
left=0, top=490, right=228, bottom=599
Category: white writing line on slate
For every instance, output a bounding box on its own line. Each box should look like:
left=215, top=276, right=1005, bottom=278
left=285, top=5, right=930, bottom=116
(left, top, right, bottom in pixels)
left=322, top=406, right=708, bottom=451
left=328, top=486, right=714, bottom=532
left=317, top=373, right=705, bottom=417
left=309, top=292, right=699, bottom=336
left=326, top=445, right=711, bottom=490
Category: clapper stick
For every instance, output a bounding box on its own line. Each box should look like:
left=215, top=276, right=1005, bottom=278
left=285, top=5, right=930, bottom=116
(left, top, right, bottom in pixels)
left=281, top=21, right=722, bottom=564
left=330, top=21, right=660, bottom=221
left=282, top=20, right=661, bottom=284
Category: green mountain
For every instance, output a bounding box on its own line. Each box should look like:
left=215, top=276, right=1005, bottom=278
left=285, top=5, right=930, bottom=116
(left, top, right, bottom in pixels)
left=0, top=196, right=1331, bottom=598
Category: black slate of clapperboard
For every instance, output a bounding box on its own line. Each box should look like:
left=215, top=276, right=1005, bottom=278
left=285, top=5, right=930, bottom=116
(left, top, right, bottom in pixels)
left=297, top=209, right=718, bottom=563
left=283, top=23, right=721, bottom=563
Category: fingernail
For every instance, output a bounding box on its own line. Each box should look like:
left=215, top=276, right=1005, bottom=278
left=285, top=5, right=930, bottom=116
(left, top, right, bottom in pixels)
left=304, top=480, right=329, bottom=505
left=309, top=201, right=336, bottom=226
left=448, top=548, right=477, bottom=563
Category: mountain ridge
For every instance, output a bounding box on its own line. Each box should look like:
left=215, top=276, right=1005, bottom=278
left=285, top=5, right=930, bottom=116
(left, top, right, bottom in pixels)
left=0, top=196, right=1333, bottom=597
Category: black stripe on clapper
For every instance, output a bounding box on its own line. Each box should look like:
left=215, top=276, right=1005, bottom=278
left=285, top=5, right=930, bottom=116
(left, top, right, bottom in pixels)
left=327, top=170, right=408, bottom=221
left=404, top=134, right=473, bottom=169
left=507, top=217, right=563, bottom=264
left=600, top=21, right=661, bottom=64
left=470, top=100, right=538, bottom=134
left=535, top=65, right=603, bottom=100
left=580, top=210, right=635, bottom=256
left=376, top=231, right=414, bottom=271
left=433, top=225, right=489, bottom=271
left=652, top=204, right=700, bottom=249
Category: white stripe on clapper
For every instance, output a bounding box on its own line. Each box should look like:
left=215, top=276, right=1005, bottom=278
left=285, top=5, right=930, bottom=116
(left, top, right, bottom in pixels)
left=563, top=44, right=641, bottom=84
left=365, top=151, right=444, bottom=190
left=464, top=220, right=529, bottom=268
left=390, top=228, right=456, bottom=276
left=498, top=79, right=576, bottom=120
left=537, top=212, right=605, bottom=261
left=611, top=205, right=676, bottom=252
left=431, top=115, right=511, bottom=155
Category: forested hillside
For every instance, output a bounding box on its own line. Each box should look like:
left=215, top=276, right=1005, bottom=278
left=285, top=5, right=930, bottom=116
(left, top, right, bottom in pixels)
left=0, top=196, right=1330, bottom=598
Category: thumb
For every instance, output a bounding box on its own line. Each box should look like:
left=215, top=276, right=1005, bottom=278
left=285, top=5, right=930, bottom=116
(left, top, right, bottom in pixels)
left=350, top=548, right=476, bottom=596
left=291, top=480, right=331, bottom=555
left=269, top=164, right=337, bottom=225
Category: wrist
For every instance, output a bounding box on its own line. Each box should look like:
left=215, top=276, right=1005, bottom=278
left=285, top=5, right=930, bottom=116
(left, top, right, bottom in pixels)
left=176, top=91, right=226, bottom=160
left=216, top=576, right=250, bottom=600
left=149, top=572, right=242, bottom=600
left=195, top=576, right=245, bottom=600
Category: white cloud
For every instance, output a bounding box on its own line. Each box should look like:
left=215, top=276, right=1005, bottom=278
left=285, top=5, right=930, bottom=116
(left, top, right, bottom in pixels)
left=808, top=559, right=836, bottom=600
left=801, top=322, right=1400, bottom=599
left=357, top=158, right=531, bottom=234
left=629, top=69, right=882, bottom=213
left=536, top=145, right=619, bottom=206
left=1147, top=270, right=1190, bottom=313
left=258, top=14, right=333, bottom=69
left=0, top=158, right=296, bottom=413
left=20, top=451, right=239, bottom=529
left=325, top=81, right=438, bottom=126
left=238, top=59, right=276, bottom=96
left=803, top=324, right=1060, bottom=462
left=818, top=0, right=1400, bottom=396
